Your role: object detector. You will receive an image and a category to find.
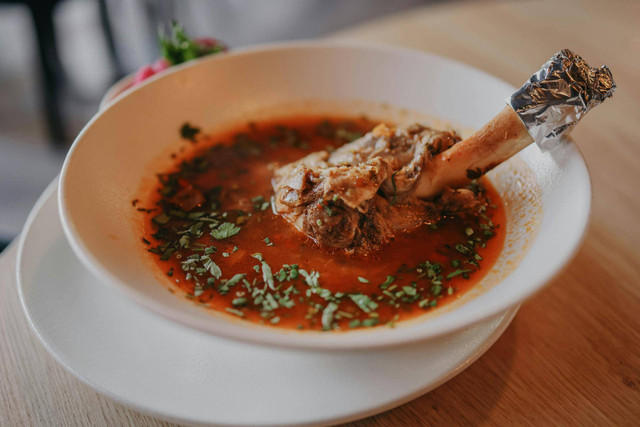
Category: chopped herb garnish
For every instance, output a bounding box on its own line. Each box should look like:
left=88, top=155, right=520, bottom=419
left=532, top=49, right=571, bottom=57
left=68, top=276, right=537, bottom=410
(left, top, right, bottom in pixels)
left=446, top=269, right=472, bottom=280
left=225, top=307, right=245, bottom=317
left=357, top=276, right=370, bottom=284
left=203, top=258, right=222, bottom=279
left=210, top=222, right=241, bottom=240
left=180, top=123, right=200, bottom=142
left=349, top=293, right=378, bottom=313
left=379, top=275, right=395, bottom=289
left=402, top=286, right=417, bottom=296
left=232, top=297, right=247, bottom=307
left=152, top=212, right=170, bottom=225
left=454, top=244, right=472, bottom=256
left=362, top=318, right=379, bottom=327
left=321, top=302, right=339, bottom=331
left=251, top=195, right=271, bottom=212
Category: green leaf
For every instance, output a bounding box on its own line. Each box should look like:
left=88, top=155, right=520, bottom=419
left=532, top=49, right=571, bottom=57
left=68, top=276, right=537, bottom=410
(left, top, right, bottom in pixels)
left=225, top=307, right=244, bottom=317
left=226, top=273, right=245, bottom=287
left=232, top=297, right=247, bottom=307
left=152, top=212, right=170, bottom=225
left=210, top=222, right=241, bottom=240
left=362, top=318, right=379, bottom=327
left=299, top=269, right=320, bottom=287
left=379, top=275, right=395, bottom=289
left=349, top=293, right=378, bottom=313
left=321, top=302, right=339, bottom=331
left=349, top=319, right=361, bottom=328
left=261, top=260, right=275, bottom=290
left=446, top=269, right=472, bottom=280
left=204, top=259, right=222, bottom=279
left=402, top=286, right=417, bottom=296
left=180, top=123, right=200, bottom=142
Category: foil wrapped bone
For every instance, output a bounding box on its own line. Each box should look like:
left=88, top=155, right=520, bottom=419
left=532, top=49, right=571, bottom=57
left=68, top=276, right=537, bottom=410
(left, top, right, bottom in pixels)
left=508, top=49, right=616, bottom=149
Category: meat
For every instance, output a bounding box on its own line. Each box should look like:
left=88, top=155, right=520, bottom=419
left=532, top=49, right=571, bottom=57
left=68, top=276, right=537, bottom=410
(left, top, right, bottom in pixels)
left=272, top=123, right=476, bottom=252
left=273, top=49, right=617, bottom=252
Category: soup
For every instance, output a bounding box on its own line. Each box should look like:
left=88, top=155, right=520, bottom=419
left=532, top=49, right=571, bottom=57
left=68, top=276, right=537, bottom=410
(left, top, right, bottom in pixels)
left=137, top=116, right=505, bottom=331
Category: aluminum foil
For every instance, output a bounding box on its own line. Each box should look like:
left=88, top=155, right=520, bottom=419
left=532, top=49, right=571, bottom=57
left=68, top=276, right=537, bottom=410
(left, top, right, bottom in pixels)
left=508, top=49, right=616, bottom=150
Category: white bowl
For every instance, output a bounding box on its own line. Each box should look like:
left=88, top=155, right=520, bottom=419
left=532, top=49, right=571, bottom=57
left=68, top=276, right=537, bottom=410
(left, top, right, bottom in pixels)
left=100, top=74, right=135, bottom=110
left=59, top=42, right=590, bottom=350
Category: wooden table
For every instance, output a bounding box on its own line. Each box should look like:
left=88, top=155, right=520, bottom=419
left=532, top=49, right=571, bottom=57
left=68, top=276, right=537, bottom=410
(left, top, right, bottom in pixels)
left=2, top=0, right=638, bottom=424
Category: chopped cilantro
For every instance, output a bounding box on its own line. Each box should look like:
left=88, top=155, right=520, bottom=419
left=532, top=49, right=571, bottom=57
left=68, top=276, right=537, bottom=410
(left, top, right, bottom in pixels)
left=232, top=297, right=247, bottom=307
left=349, top=293, right=378, bottom=313
left=225, top=307, right=244, bottom=317
left=226, top=274, right=245, bottom=287
left=322, top=203, right=333, bottom=216
left=446, top=269, right=472, bottom=280
left=379, top=275, right=395, bottom=289
left=321, top=302, right=339, bottom=331
left=152, top=212, right=170, bottom=225
left=180, top=123, right=200, bottom=142
left=349, top=319, right=361, bottom=328
left=362, top=318, right=379, bottom=327
left=210, top=222, right=241, bottom=240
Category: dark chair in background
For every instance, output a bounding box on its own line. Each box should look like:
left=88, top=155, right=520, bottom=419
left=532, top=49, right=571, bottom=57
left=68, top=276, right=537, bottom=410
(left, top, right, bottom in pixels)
left=1, top=0, right=123, bottom=145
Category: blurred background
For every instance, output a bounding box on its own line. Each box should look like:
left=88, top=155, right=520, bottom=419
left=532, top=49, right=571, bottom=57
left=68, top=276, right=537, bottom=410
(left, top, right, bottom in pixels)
left=0, top=0, right=446, bottom=251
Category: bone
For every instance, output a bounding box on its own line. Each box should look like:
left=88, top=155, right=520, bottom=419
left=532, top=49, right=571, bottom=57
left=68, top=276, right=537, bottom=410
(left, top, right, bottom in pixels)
left=416, top=49, right=616, bottom=198
left=271, top=50, right=616, bottom=251
left=415, top=106, right=532, bottom=198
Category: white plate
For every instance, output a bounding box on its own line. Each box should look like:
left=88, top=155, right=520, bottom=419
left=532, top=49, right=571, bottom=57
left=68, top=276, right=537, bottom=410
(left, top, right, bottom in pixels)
left=18, top=181, right=518, bottom=426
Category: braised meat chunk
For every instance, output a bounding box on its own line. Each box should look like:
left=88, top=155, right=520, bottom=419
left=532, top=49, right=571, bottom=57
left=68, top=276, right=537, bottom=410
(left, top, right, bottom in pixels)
left=272, top=123, right=476, bottom=252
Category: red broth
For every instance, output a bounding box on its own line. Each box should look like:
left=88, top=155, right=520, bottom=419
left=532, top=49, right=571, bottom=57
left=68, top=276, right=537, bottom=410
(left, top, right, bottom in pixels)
left=138, top=116, right=505, bottom=331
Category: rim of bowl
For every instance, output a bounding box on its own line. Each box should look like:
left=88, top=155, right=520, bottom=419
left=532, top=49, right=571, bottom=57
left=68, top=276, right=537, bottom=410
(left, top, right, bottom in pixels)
left=58, top=40, right=592, bottom=350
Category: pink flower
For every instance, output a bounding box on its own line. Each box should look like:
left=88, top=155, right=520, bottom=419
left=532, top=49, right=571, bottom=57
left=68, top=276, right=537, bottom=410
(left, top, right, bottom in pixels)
left=133, top=65, right=155, bottom=85
left=194, top=37, right=227, bottom=51
left=152, top=58, right=170, bottom=73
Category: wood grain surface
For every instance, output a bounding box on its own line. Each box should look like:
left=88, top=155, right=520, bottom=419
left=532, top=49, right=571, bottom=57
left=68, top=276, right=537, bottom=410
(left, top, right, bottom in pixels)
left=2, top=0, right=639, bottom=425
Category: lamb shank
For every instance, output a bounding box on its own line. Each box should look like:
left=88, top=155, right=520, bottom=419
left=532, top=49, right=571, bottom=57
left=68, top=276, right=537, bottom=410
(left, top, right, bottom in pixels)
left=272, top=50, right=615, bottom=252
